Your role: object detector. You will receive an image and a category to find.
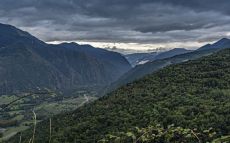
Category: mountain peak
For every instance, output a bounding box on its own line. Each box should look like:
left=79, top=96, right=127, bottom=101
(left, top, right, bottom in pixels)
left=0, top=23, right=40, bottom=47
left=0, top=23, right=28, bottom=36
left=0, top=23, right=15, bottom=29
left=215, top=38, right=230, bottom=45
left=219, top=37, right=229, bottom=41
left=197, top=38, right=230, bottom=51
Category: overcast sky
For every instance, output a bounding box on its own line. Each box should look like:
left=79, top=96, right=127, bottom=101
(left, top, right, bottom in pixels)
left=1, top=0, right=230, bottom=52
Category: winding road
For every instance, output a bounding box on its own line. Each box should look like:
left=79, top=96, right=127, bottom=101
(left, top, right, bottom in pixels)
left=79, top=94, right=89, bottom=107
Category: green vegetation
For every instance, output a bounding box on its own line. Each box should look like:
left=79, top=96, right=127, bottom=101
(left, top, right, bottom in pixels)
left=9, top=49, right=230, bottom=143
left=99, top=124, right=218, bottom=143
left=0, top=90, right=97, bottom=141
left=109, top=48, right=218, bottom=93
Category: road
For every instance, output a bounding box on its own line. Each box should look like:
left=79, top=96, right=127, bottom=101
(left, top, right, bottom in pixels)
left=84, top=94, right=89, bottom=102
left=79, top=94, right=89, bottom=107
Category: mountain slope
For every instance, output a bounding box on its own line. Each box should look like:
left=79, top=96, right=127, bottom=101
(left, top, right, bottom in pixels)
left=109, top=49, right=216, bottom=92
left=0, top=23, right=131, bottom=95
left=57, top=43, right=130, bottom=74
left=125, top=52, right=158, bottom=67
left=198, top=38, right=230, bottom=51
left=125, top=48, right=192, bottom=67
left=11, top=48, right=230, bottom=143
left=109, top=38, right=230, bottom=91
left=154, top=48, right=192, bottom=60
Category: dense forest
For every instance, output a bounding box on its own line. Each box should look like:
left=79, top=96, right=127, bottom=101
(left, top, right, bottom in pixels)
left=9, top=48, right=230, bottom=143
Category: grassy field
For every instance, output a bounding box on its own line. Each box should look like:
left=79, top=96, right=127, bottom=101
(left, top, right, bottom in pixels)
left=0, top=91, right=97, bottom=141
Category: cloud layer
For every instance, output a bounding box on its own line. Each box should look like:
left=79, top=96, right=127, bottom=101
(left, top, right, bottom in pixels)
left=1, top=0, right=230, bottom=50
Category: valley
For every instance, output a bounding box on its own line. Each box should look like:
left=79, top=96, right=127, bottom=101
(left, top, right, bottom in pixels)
left=0, top=90, right=97, bottom=141
left=1, top=23, right=230, bottom=142
left=8, top=47, right=230, bottom=143
left=1, top=1, right=230, bottom=142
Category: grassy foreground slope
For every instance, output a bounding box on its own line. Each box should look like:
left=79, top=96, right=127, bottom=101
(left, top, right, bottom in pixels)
left=10, top=49, right=230, bottom=142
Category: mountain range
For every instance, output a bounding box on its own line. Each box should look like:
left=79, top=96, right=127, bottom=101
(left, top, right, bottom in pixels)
left=10, top=47, right=230, bottom=143
left=2, top=23, right=230, bottom=143
left=0, top=23, right=131, bottom=95
left=108, top=38, right=230, bottom=92
left=198, top=38, right=230, bottom=51
left=125, top=48, right=192, bottom=67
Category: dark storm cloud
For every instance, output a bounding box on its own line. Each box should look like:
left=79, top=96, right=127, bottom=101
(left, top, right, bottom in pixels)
left=0, top=0, right=230, bottom=46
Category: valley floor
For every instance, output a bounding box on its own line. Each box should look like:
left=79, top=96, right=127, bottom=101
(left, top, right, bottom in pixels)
left=0, top=92, right=97, bottom=141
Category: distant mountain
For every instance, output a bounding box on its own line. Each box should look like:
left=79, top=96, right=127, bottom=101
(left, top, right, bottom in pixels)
left=198, top=38, right=230, bottom=51
left=11, top=48, right=230, bottom=143
left=125, top=48, right=192, bottom=67
left=0, top=23, right=131, bottom=95
left=57, top=43, right=130, bottom=72
left=154, top=48, right=192, bottom=60
left=125, top=52, right=158, bottom=67
left=108, top=38, right=230, bottom=92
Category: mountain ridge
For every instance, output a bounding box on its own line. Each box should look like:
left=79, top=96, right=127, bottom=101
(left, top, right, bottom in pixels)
left=0, top=23, right=131, bottom=95
left=125, top=48, right=192, bottom=67
left=198, top=38, right=230, bottom=51
left=108, top=38, right=230, bottom=92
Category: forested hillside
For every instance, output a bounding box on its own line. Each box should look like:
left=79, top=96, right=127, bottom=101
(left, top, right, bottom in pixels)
left=9, top=48, right=230, bottom=143
left=109, top=38, right=230, bottom=93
